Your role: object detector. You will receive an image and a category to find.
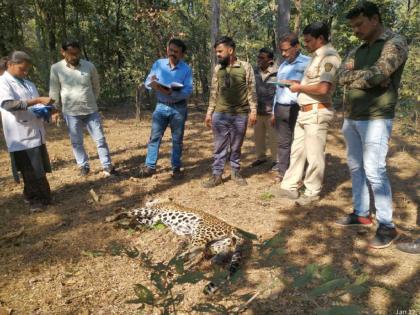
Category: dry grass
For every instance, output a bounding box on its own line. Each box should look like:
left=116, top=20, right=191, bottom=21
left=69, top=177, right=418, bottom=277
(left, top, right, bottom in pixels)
left=0, top=105, right=419, bottom=315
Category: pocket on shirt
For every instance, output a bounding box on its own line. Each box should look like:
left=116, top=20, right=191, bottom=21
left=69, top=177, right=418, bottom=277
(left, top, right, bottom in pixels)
left=305, top=66, right=319, bottom=79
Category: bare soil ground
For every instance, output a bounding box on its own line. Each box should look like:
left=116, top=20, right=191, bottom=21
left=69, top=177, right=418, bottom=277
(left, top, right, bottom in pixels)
left=0, top=105, right=419, bottom=315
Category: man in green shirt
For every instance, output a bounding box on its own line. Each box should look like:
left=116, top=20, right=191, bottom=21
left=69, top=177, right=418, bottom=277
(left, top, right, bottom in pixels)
left=202, top=36, right=257, bottom=188
left=336, top=1, right=408, bottom=249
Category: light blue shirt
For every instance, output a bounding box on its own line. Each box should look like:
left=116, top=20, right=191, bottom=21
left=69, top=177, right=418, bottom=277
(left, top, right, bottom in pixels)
left=145, top=58, right=193, bottom=103
left=273, top=53, right=310, bottom=107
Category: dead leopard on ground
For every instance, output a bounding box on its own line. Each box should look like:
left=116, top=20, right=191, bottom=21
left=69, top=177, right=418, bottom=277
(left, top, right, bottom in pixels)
left=106, top=197, right=255, bottom=294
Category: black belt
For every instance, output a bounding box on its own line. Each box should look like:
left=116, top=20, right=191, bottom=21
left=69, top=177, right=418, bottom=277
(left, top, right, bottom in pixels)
left=276, top=102, right=298, bottom=106
left=159, top=100, right=187, bottom=106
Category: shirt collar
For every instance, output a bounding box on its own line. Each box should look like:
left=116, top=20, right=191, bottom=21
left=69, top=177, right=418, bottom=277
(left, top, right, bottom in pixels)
left=284, top=52, right=303, bottom=65
left=166, top=58, right=183, bottom=70
left=314, top=43, right=333, bottom=56
left=259, top=62, right=276, bottom=75
left=360, top=28, right=394, bottom=47
left=64, top=59, right=81, bottom=69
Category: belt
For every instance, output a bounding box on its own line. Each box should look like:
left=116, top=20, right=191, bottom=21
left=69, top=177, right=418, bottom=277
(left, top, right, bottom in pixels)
left=276, top=102, right=298, bottom=106
left=159, top=100, right=187, bottom=106
left=300, top=103, right=330, bottom=112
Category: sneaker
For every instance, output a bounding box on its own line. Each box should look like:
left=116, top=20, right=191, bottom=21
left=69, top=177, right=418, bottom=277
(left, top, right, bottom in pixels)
left=202, top=175, right=223, bottom=188
left=171, top=168, right=184, bottom=180
left=271, top=163, right=280, bottom=172
left=251, top=159, right=267, bottom=167
left=369, top=224, right=399, bottom=249
left=103, top=166, right=118, bottom=177
left=396, top=238, right=420, bottom=254
left=335, top=212, right=373, bottom=227
left=79, top=166, right=90, bottom=176
left=295, top=194, right=320, bottom=206
left=231, top=170, right=247, bottom=186
left=139, top=166, right=156, bottom=178
left=273, top=187, right=299, bottom=199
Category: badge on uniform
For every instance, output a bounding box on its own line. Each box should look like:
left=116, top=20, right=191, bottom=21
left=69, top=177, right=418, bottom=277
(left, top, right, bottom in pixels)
left=324, top=63, right=334, bottom=72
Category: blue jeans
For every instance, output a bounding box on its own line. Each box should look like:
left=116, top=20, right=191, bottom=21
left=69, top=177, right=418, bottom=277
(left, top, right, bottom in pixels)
left=342, top=118, right=394, bottom=227
left=64, top=112, right=112, bottom=169
left=211, top=112, right=248, bottom=176
left=145, top=102, right=187, bottom=170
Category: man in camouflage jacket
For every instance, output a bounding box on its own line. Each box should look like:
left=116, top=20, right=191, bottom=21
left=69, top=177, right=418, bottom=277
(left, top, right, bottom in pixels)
left=336, top=1, right=408, bottom=249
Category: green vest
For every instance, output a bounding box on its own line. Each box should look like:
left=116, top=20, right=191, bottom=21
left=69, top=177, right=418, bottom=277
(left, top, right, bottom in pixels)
left=215, top=64, right=249, bottom=115
left=346, top=39, right=406, bottom=120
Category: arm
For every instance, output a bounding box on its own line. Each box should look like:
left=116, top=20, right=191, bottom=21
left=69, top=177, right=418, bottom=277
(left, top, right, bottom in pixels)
left=290, top=55, right=339, bottom=96
left=49, top=66, right=62, bottom=110
left=339, top=35, right=408, bottom=89
left=1, top=98, right=52, bottom=111
left=91, top=64, right=100, bottom=99
left=1, top=100, right=28, bottom=111
left=170, top=66, right=193, bottom=101
left=205, top=66, right=219, bottom=128
left=245, top=62, right=257, bottom=115
left=291, top=82, right=332, bottom=95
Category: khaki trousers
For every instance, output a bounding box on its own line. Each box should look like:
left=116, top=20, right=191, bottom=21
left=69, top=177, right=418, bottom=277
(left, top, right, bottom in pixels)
left=253, top=114, right=278, bottom=161
left=281, top=108, right=334, bottom=196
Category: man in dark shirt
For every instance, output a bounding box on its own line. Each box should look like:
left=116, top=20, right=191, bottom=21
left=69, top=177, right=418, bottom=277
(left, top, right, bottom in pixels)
left=251, top=48, right=278, bottom=169
left=336, top=1, right=408, bottom=249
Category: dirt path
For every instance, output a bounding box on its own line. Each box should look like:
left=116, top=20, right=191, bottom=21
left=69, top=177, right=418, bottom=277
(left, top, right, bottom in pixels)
left=0, top=107, right=418, bottom=315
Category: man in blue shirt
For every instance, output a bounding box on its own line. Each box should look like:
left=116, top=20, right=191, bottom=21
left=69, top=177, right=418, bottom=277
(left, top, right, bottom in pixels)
left=141, top=38, right=193, bottom=179
left=271, top=33, right=310, bottom=181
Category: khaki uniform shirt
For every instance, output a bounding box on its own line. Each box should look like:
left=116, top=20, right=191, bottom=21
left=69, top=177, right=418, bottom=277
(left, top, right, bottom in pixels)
left=207, top=59, right=257, bottom=115
left=298, top=43, right=341, bottom=105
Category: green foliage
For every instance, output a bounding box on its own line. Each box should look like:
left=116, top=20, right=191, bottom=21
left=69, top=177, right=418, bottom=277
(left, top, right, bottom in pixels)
left=260, top=191, right=274, bottom=201
left=0, top=0, right=417, bottom=114
left=153, top=221, right=167, bottom=230
left=133, top=283, right=155, bottom=305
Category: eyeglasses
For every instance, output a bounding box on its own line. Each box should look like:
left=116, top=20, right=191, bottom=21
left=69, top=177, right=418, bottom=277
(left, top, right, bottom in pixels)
left=280, top=46, right=295, bottom=53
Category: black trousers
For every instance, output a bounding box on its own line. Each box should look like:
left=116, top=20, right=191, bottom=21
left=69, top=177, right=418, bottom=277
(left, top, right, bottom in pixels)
left=13, top=145, right=51, bottom=205
left=274, top=103, right=300, bottom=176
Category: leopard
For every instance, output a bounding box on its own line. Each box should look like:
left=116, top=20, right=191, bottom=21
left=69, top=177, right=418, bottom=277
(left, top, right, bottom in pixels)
left=111, top=198, right=251, bottom=294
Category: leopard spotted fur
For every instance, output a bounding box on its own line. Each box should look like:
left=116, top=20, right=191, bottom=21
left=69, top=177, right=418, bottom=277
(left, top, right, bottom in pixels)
left=117, top=199, right=249, bottom=294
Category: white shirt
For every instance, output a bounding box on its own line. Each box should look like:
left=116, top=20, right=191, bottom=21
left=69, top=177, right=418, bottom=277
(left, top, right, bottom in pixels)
left=0, top=71, right=46, bottom=152
left=49, top=59, right=100, bottom=116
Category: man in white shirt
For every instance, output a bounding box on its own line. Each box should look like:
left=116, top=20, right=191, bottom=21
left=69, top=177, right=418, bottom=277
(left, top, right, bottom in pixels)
left=50, top=39, right=116, bottom=176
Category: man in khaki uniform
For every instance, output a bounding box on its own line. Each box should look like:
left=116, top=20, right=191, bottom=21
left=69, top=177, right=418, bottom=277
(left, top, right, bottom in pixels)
left=274, top=22, right=341, bottom=206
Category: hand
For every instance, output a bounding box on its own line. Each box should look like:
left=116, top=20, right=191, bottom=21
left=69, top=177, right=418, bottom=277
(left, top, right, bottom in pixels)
left=345, top=62, right=354, bottom=70
left=158, top=86, right=172, bottom=95
left=270, top=114, right=276, bottom=127
left=248, top=112, right=257, bottom=127
left=279, top=80, right=295, bottom=85
left=51, top=112, right=60, bottom=124
left=289, top=83, right=301, bottom=93
left=204, top=113, right=212, bottom=128
left=37, top=97, right=54, bottom=105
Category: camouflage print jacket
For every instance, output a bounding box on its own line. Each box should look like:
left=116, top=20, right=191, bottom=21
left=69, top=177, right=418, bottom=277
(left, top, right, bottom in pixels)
left=207, top=59, right=258, bottom=115
left=338, top=28, right=408, bottom=90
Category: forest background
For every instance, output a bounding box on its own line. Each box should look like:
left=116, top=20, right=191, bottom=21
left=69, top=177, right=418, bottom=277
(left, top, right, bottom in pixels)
left=0, top=0, right=418, bottom=127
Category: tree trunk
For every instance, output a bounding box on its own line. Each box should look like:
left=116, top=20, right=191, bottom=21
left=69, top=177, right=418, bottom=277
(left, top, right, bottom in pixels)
left=276, top=0, right=291, bottom=47
left=210, top=0, right=220, bottom=76
left=293, top=0, right=302, bottom=34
